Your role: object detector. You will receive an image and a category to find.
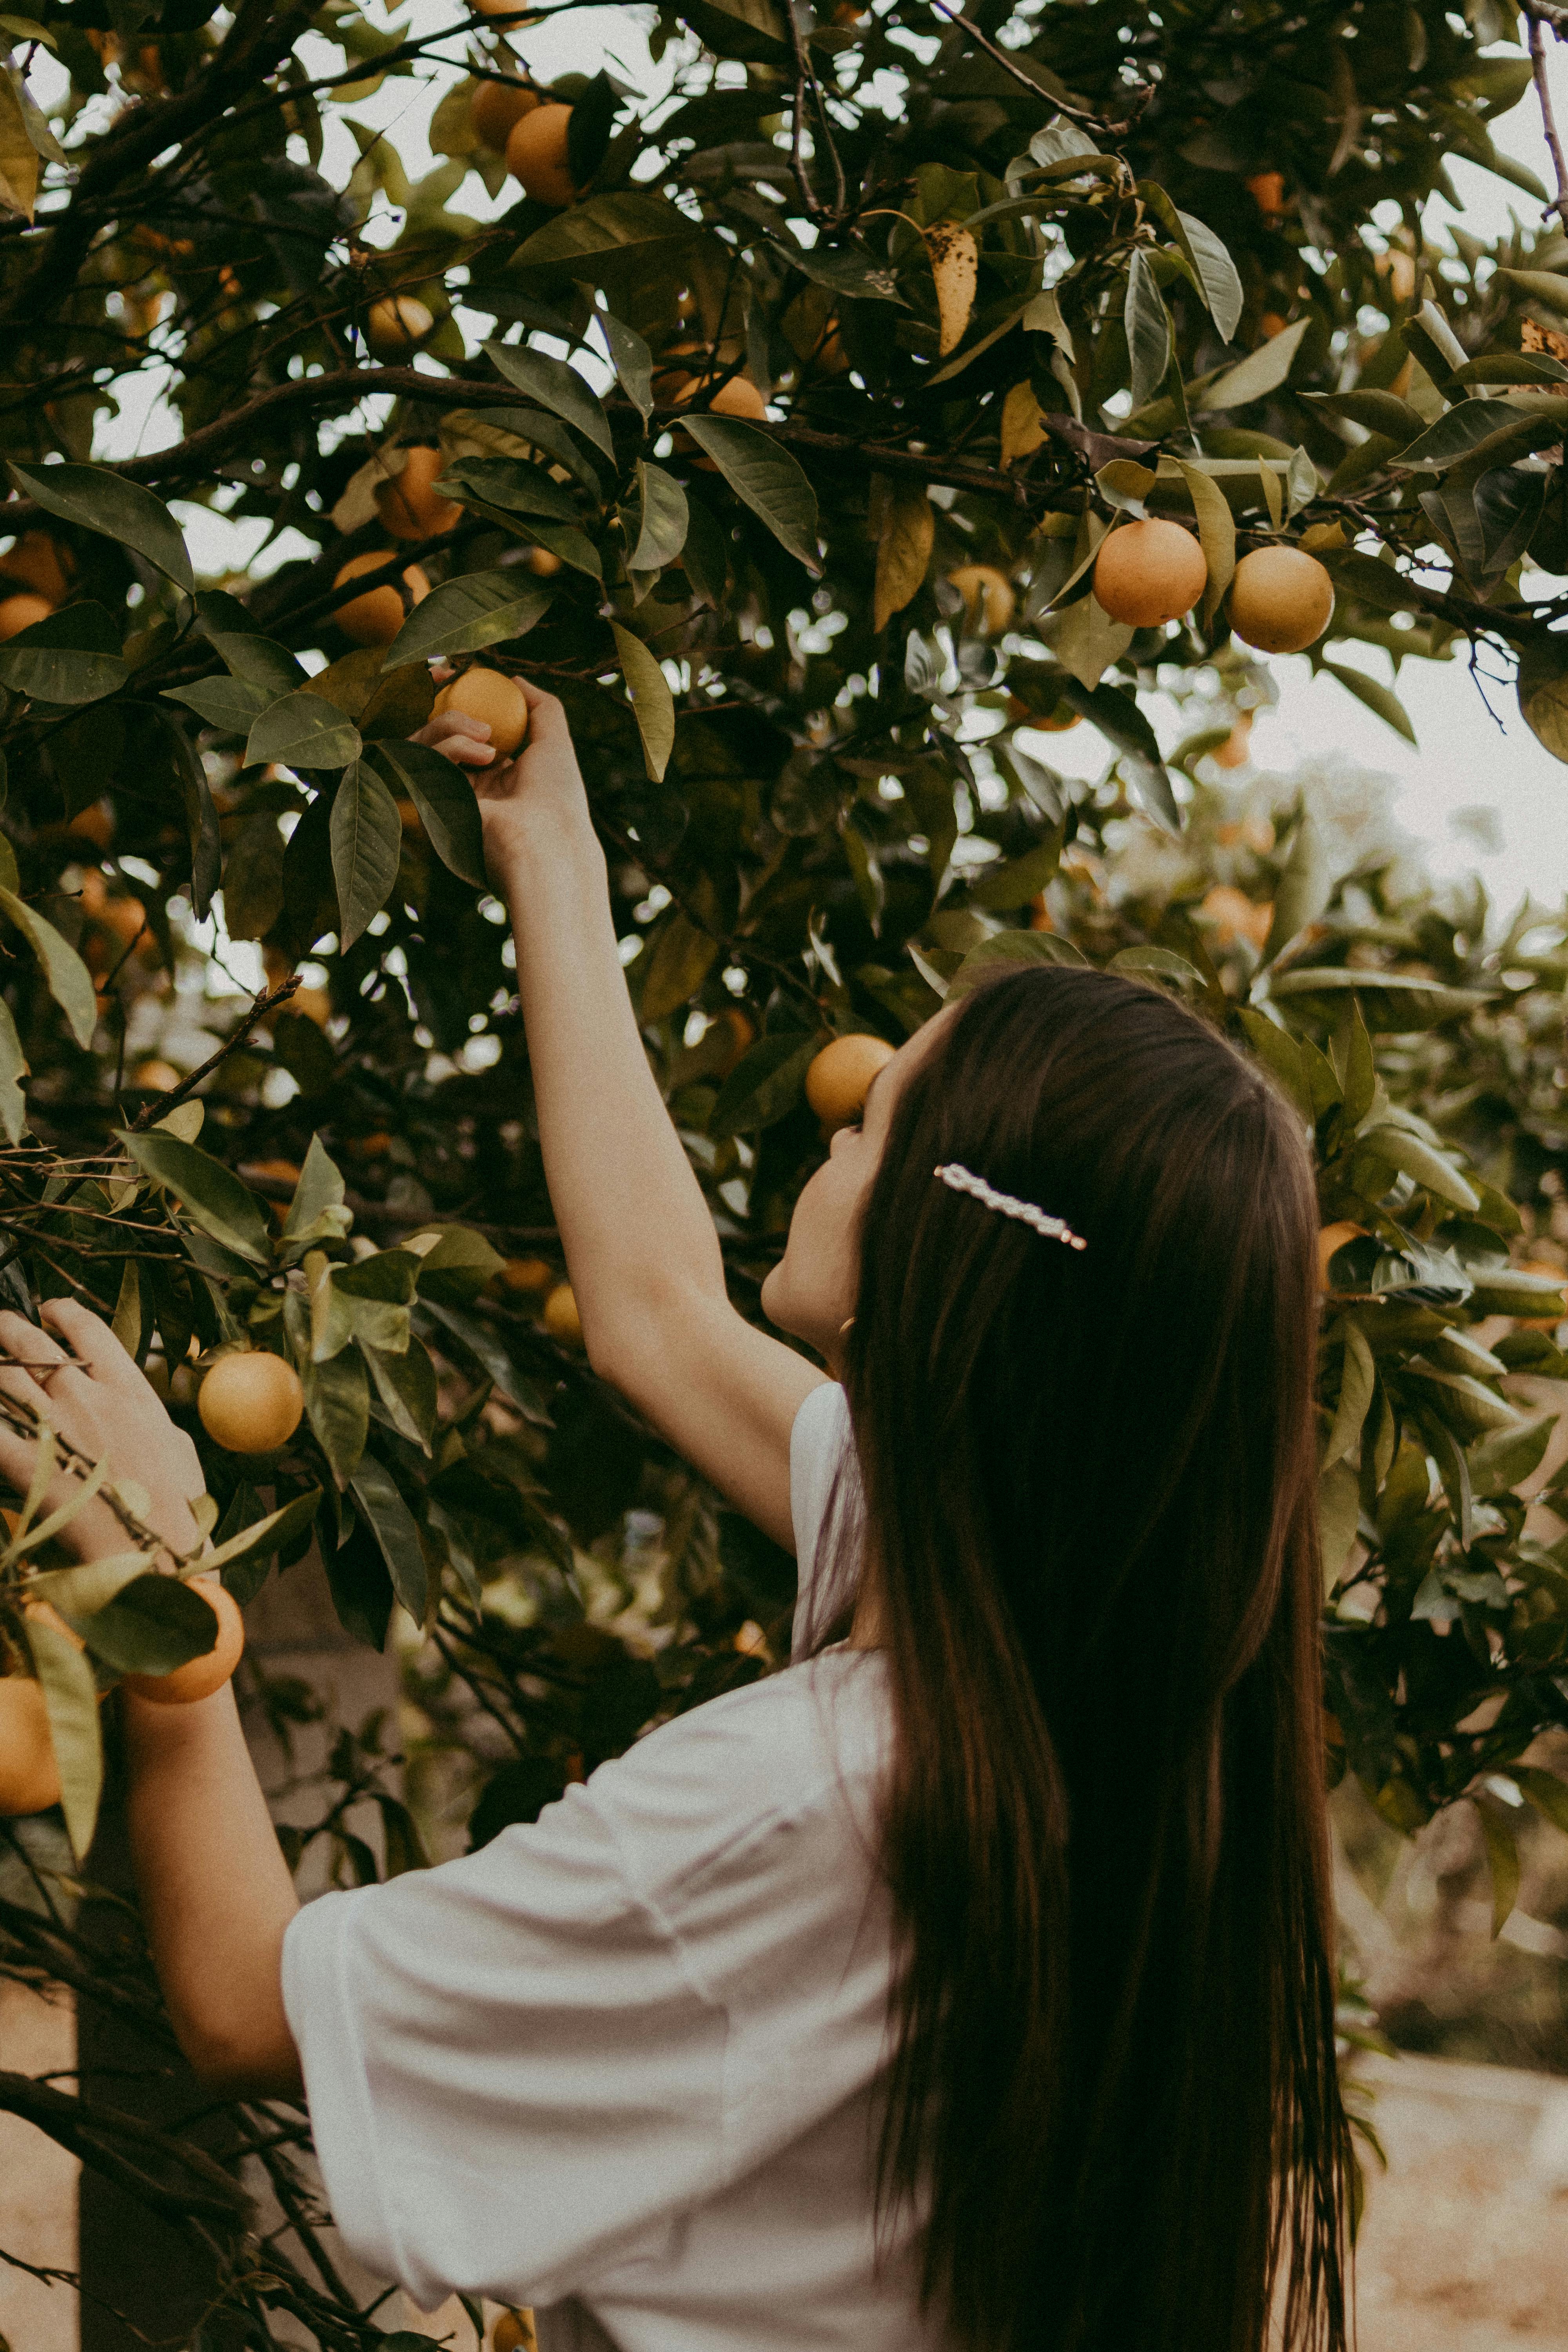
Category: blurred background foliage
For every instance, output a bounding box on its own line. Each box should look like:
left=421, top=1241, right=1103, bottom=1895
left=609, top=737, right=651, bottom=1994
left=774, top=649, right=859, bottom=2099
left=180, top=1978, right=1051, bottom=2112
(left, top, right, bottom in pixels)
left=1, top=0, right=1568, bottom=2335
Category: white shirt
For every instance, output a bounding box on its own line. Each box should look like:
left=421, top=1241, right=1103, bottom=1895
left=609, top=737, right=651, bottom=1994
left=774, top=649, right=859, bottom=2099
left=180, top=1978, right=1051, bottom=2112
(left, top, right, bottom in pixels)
left=282, top=1383, right=941, bottom=2352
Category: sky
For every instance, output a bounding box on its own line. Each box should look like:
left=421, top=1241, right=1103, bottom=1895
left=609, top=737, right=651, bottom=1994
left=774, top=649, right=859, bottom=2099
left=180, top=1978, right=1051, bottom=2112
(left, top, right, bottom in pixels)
left=27, top=4, right=1568, bottom=920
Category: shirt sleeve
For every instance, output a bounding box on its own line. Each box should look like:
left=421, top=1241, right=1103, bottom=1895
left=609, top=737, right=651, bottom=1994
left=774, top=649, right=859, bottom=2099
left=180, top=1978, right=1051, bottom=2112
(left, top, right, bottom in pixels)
left=280, top=1780, right=728, bottom=2314
left=789, top=1380, right=857, bottom=1655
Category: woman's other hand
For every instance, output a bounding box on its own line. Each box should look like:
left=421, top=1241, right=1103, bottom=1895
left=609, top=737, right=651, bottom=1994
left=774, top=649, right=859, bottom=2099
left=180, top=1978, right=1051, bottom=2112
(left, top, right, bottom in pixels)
left=0, top=1299, right=207, bottom=1563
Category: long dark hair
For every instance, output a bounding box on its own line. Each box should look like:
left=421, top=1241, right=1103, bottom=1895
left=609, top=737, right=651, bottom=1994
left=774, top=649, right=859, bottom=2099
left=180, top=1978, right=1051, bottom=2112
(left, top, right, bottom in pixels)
left=833, top=965, right=1348, bottom=2352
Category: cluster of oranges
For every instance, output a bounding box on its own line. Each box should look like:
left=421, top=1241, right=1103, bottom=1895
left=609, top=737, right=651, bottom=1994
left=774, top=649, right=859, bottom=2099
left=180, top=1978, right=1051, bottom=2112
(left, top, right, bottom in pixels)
left=1092, top=518, right=1334, bottom=655
left=328, top=443, right=559, bottom=647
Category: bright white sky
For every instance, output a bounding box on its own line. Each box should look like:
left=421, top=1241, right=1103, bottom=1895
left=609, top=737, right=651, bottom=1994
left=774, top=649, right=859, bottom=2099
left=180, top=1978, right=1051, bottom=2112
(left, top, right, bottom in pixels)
left=31, top=5, right=1568, bottom=917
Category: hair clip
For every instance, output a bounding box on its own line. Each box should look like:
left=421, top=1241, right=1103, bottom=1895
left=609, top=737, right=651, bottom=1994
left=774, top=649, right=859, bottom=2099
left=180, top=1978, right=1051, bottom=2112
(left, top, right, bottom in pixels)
left=933, top=1163, right=1087, bottom=1252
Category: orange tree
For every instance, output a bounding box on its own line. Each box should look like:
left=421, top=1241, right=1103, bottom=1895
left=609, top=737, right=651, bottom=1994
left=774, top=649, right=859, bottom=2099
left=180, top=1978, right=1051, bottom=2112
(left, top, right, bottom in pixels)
left=2, top=0, right=1568, bottom=2333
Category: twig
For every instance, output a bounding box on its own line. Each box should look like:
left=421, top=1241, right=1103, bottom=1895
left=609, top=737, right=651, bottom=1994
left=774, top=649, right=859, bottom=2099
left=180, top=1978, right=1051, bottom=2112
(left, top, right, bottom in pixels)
left=1530, top=9, right=1568, bottom=225
left=920, top=0, right=1139, bottom=128
left=125, top=977, right=301, bottom=1133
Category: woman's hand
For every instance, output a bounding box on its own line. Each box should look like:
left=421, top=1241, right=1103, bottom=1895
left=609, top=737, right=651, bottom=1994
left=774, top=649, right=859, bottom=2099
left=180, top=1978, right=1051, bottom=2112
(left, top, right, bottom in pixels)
left=410, top=681, right=593, bottom=884
left=0, top=1299, right=207, bottom=1564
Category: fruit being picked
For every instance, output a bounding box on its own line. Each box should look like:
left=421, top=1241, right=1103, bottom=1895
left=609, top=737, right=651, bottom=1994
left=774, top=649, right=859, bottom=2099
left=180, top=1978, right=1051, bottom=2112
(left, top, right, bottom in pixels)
left=123, top=1582, right=246, bottom=1706
left=198, top=1351, right=305, bottom=1454
left=1226, top=546, right=1335, bottom=655
left=432, top=667, right=531, bottom=759
left=806, top=1034, right=897, bottom=1132
left=1092, top=520, right=1207, bottom=628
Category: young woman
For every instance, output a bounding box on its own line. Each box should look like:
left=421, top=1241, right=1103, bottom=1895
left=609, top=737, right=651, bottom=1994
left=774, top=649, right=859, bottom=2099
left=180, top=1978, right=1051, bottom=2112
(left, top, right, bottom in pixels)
left=0, top=682, right=1351, bottom=2352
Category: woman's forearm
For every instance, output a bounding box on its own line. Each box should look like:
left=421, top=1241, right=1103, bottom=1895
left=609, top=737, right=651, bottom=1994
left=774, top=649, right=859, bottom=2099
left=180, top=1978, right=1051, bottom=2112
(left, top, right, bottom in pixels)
left=495, top=798, right=730, bottom=1363
left=123, top=1683, right=301, bottom=2096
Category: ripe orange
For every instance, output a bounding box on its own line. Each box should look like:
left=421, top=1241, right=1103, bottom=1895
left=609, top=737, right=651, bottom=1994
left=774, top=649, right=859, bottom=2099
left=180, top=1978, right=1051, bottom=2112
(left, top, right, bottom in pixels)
left=525, top=545, right=562, bottom=576
left=1, top=532, right=73, bottom=603
left=1211, top=713, right=1253, bottom=769
left=290, top=986, right=332, bottom=1027
left=132, top=1058, right=181, bottom=1091
left=198, top=1352, right=305, bottom=1454
left=1092, top=520, right=1207, bottom=628
left=1227, top=547, right=1334, bottom=655
left=433, top=667, right=531, bottom=758
left=376, top=446, right=461, bottom=541
left=472, top=76, right=539, bottom=151
left=506, top=105, right=578, bottom=207
left=542, top=1282, right=583, bottom=1344
left=332, top=552, right=430, bottom=647
left=68, top=801, right=115, bottom=850
left=496, top=1256, right=552, bottom=1294
left=0, top=1676, right=60, bottom=1815
left=123, top=1581, right=245, bottom=1706
left=1317, top=1221, right=1367, bottom=1290
left=1199, top=884, right=1271, bottom=954
left=947, top=564, right=1015, bottom=635
left=805, top=1034, right=896, bottom=1131
left=1247, top=170, right=1286, bottom=218
left=365, top=296, right=433, bottom=357
left=492, top=2314, right=537, bottom=2352
left=0, top=592, right=54, bottom=640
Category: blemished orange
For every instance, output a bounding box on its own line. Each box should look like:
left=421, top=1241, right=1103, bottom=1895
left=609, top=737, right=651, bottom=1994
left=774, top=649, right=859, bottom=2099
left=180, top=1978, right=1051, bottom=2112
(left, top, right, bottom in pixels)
left=198, top=1352, right=305, bottom=1454
left=947, top=564, right=1015, bottom=635
left=1092, top=520, right=1207, bottom=628
left=0, top=1677, right=60, bottom=1815
left=471, top=76, right=539, bottom=151
left=1317, top=1221, right=1367, bottom=1289
left=365, top=295, right=433, bottom=357
left=1227, top=547, right=1335, bottom=655
left=433, top=668, right=531, bottom=758
left=332, top=552, right=430, bottom=647
left=376, top=446, right=461, bottom=541
left=123, top=1582, right=245, bottom=1706
left=542, top=1282, right=583, bottom=1344
left=0, top=592, right=54, bottom=639
left=806, top=1034, right=897, bottom=1131
left=506, top=105, right=578, bottom=207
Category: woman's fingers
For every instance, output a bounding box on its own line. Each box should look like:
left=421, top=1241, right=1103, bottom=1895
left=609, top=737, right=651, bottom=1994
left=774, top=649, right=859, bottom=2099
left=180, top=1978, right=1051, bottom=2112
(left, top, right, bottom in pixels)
left=411, top=712, right=495, bottom=768
left=42, top=1298, right=143, bottom=1395
left=0, top=1308, right=73, bottom=1399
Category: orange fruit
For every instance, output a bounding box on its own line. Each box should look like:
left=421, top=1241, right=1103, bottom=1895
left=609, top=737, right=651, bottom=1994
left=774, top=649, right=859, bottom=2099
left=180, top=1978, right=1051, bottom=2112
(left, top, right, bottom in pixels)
left=1227, top=547, right=1334, bottom=655
left=1247, top=170, right=1286, bottom=218
left=1092, top=520, right=1207, bottom=628
left=0, top=592, right=54, bottom=639
left=525, top=544, right=562, bottom=576
left=197, top=1352, right=305, bottom=1454
left=1199, top=884, right=1272, bottom=954
left=496, top=1256, right=552, bottom=1294
left=1, top=532, right=72, bottom=603
left=68, top=801, right=115, bottom=849
left=1317, top=1221, right=1367, bottom=1290
left=123, top=1581, right=245, bottom=1706
left=290, top=986, right=332, bottom=1027
left=376, top=446, right=461, bottom=541
left=1211, top=714, right=1253, bottom=769
left=0, top=1676, right=60, bottom=1815
left=947, top=564, right=1015, bottom=635
left=805, top=1034, right=896, bottom=1131
left=542, top=1282, right=583, bottom=1343
left=132, top=1058, right=181, bottom=1091
left=432, top=667, right=531, bottom=758
left=492, top=2315, right=537, bottom=2352
left=332, top=552, right=430, bottom=647
left=365, top=296, right=433, bottom=357
left=472, top=76, right=539, bottom=151
left=506, top=105, right=578, bottom=207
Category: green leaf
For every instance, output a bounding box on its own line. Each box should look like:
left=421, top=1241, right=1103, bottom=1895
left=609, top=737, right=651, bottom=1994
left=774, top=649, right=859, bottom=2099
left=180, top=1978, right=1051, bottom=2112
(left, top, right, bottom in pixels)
left=1361, top=1123, right=1479, bottom=1212
left=1466, top=1412, right=1556, bottom=1498
left=1494, top=266, right=1568, bottom=314
left=1302, top=388, right=1426, bottom=446
left=710, top=1032, right=819, bottom=1136
left=1324, top=1318, right=1376, bottom=1468
left=120, top=1129, right=272, bottom=1265
left=366, top=1340, right=439, bottom=1452
left=1516, top=633, right=1568, bottom=763
left=205, top=1489, right=321, bottom=1586
left=163, top=676, right=274, bottom=735
left=1268, top=969, right=1491, bottom=1031
left=1107, top=944, right=1204, bottom=989
left=677, top=0, right=791, bottom=63
left=1174, top=207, right=1243, bottom=343
left=1123, top=250, right=1171, bottom=412
left=0, top=996, right=27, bottom=1143
left=408, top=1224, right=506, bottom=1303
left=967, top=837, right=1062, bottom=911
left=1319, top=1456, right=1360, bottom=1593
left=9, top=462, right=193, bottom=592
left=0, top=601, right=128, bottom=705
left=1057, top=679, right=1179, bottom=831
left=1264, top=808, right=1332, bottom=962
left=611, top=624, right=677, bottom=783
left=330, top=760, right=403, bottom=949
left=26, top=1617, right=100, bottom=1859
left=681, top=417, right=821, bottom=572
left=627, top=461, right=689, bottom=573
left=1193, top=317, right=1310, bottom=412
left=1175, top=459, right=1235, bottom=626
left=435, top=456, right=579, bottom=524
left=382, top=570, right=553, bottom=669
left=506, top=192, right=698, bottom=274
left=1238, top=1006, right=1314, bottom=1120
left=1475, top=1797, right=1520, bottom=1936
left=73, top=1571, right=218, bottom=1675
left=350, top=1454, right=428, bottom=1622
left=483, top=341, right=615, bottom=459
left=0, top=887, right=95, bottom=1047
left=602, top=310, right=654, bottom=419
left=283, top=1134, right=351, bottom=1248
left=640, top=909, right=720, bottom=1022
left=245, top=691, right=362, bottom=774
left=292, top=1299, right=368, bottom=1486
left=365, top=741, right=486, bottom=889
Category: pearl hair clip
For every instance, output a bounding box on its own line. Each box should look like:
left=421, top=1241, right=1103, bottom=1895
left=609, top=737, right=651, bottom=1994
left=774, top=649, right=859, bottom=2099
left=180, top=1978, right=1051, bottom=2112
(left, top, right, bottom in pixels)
left=933, top=1163, right=1088, bottom=1252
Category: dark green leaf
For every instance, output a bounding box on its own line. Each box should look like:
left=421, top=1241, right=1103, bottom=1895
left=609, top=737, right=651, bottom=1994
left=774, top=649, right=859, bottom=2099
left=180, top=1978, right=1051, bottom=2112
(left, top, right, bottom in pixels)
left=506, top=192, right=697, bottom=274
left=627, top=461, right=689, bottom=572
left=367, top=741, right=487, bottom=887
left=9, top=462, right=193, bottom=592
left=710, top=1032, right=819, bottom=1135
left=483, top=341, right=614, bottom=458
left=120, top=1128, right=272, bottom=1265
left=602, top=310, right=654, bottom=417
left=1123, top=250, right=1171, bottom=413
left=330, top=760, right=403, bottom=949
left=682, top=417, right=820, bottom=572
left=73, top=1571, right=219, bottom=1675
left=382, top=570, right=553, bottom=668
left=350, top=1454, right=428, bottom=1622
left=245, top=690, right=362, bottom=773
left=435, top=456, right=579, bottom=523
left=1058, top=679, right=1179, bottom=829
left=0, top=888, right=96, bottom=1047
left=0, top=601, right=128, bottom=705
left=163, top=676, right=274, bottom=735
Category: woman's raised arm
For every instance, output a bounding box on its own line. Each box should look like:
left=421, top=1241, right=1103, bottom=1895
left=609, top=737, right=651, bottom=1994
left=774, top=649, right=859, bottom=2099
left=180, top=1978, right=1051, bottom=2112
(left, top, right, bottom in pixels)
left=415, top=688, right=822, bottom=1551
